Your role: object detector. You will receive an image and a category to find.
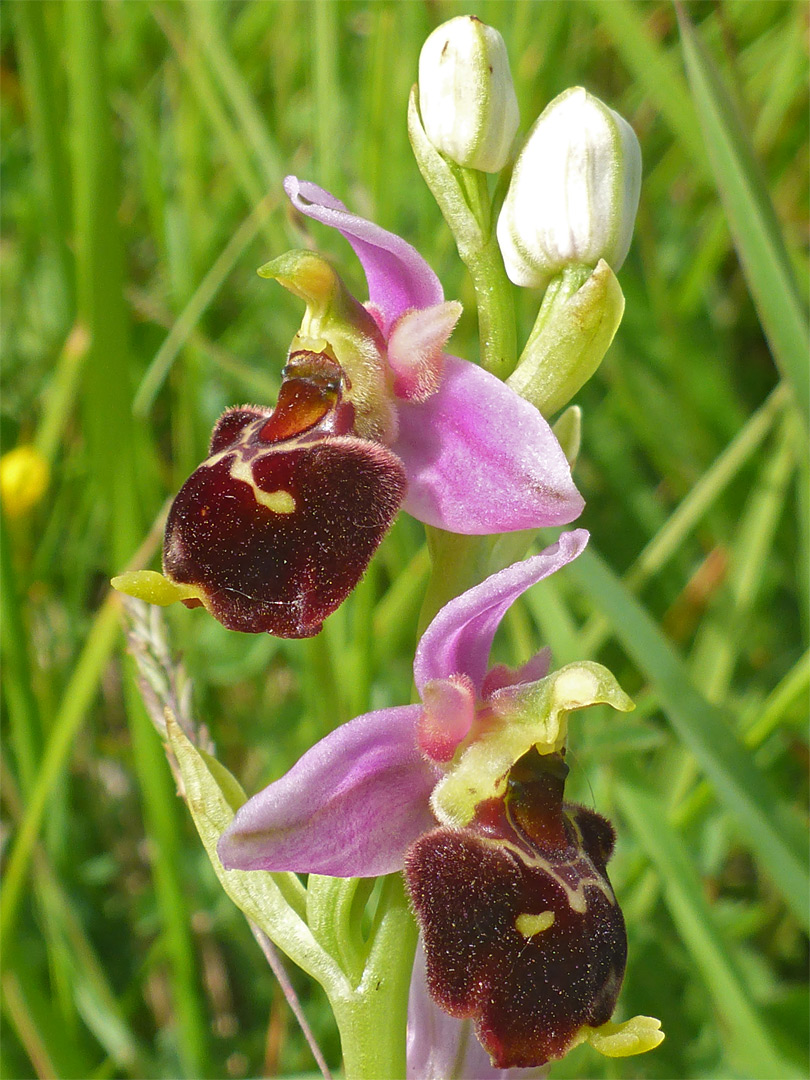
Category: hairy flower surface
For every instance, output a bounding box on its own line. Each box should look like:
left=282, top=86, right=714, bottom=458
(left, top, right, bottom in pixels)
left=407, top=942, right=546, bottom=1080
left=219, top=532, right=663, bottom=1068
left=407, top=749, right=626, bottom=1068
left=114, top=179, right=583, bottom=637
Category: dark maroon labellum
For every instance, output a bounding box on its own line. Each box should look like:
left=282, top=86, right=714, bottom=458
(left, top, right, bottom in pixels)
left=405, top=749, right=627, bottom=1069
left=162, top=352, right=406, bottom=637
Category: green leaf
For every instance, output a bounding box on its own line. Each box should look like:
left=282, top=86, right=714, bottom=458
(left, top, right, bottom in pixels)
left=617, top=780, right=803, bottom=1079
left=165, top=711, right=348, bottom=998
left=677, top=6, right=810, bottom=426
left=569, top=547, right=809, bottom=929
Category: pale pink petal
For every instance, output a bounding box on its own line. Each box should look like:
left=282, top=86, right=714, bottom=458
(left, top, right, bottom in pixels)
left=417, top=674, right=477, bottom=762
left=393, top=357, right=584, bottom=533
left=387, top=301, right=462, bottom=402
left=284, top=176, right=444, bottom=334
left=218, top=705, right=439, bottom=877
left=413, top=532, right=589, bottom=696
left=481, top=648, right=552, bottom=698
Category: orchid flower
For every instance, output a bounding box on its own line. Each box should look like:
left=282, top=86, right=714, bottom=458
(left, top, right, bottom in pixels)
left=218, top=530, right=664, bottom=1069
left=113, top=178, right=583, bottom=638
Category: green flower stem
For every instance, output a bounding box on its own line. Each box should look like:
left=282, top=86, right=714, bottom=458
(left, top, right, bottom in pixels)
left=461, top=232, right=518, bottom=377
left=521, top=265, right=593, bottom=360
left=418, top=530, right=495, bottom=636
left=331, top=874, right=417, bottom=1080
left=454, top=166, right=517, bottom=378
left=307, top=875, right=372, bottom=987
left=407, top=88, right=516, bottom=376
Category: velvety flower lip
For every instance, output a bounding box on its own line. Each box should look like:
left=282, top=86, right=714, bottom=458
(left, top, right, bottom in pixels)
left=405, top=749, right=628, bottom=1069
left=159, top=353, right=407, bottom=638
left=407, top=942, right=546, bottom=1080
left=217, top=529, right=588, bottom=877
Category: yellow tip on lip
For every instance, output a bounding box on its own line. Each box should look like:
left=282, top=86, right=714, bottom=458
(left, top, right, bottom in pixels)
left=110, top=570, right=204, bottom=607
left=582, top=1015, right=665, bottom=1058
left=255, top=489, right=297, bottom=514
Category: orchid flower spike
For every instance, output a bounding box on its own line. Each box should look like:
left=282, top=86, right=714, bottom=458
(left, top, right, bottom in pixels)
left=218, top=532, right=664, bottom=1069
left=114, top=178, right=583, bottom=638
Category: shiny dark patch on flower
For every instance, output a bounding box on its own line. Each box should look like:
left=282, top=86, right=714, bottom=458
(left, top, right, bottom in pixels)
left=162, top=351, right=406, bottom=637
left=405, top=749, right=627, bottom=1069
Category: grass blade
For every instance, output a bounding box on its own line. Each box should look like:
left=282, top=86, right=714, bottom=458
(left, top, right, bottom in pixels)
left=0, top=599, right=120, bottom=945
left=617, top=779, right=802, bottom=1079
left=587, top=0, right=708, bottom=172
left=132, top=193, right=276, bottom=417
left=569, top=546, right=809, bottom=928
left=677, top=5, right=810, bottom=425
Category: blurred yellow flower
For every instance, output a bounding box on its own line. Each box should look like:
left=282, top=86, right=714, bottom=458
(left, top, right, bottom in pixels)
left=0, top=445, right=50, bottom=518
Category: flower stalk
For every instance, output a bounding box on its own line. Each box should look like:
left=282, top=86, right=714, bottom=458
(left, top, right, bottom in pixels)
left=115, top=12, right=660, bottom=1073
left=330, top=876, right=418, bottom=1080
left=407, top=87, right=517, bottom=376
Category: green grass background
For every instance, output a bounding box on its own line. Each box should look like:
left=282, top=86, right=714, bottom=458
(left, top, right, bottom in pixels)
left=1, top=1, right=807, bottom=1077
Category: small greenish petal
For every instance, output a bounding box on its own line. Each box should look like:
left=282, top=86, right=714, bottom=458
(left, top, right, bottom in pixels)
left=582, top=1015, right=665, bottom=1057
left=258, top=249, right=395, bottom=442
left=111, top=570, right=204, bottom=608
left=430, top=662, right=634, bottom=828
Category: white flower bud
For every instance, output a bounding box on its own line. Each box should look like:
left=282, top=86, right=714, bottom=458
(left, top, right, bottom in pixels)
left=497, top=87, right=642, bottom=288
left=418, top=16, right=519, bottom=173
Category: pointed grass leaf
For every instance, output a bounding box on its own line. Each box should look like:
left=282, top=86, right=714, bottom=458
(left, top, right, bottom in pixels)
left=677, top=6, right=810, bottom=427
left=617, top=780, right=803, bottom=1079
left=569, top=548, right=809, bottom=930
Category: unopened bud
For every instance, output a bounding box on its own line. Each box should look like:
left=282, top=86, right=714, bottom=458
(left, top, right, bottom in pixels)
left=418, top=16, right=519, bottom=173
left=497, top=87, right=641, bottom=289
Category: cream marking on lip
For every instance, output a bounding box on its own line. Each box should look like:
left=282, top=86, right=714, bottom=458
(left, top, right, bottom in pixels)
left=229, top=458, right=297, bottom=513
left=515, top=910, right=555, bottom=938
left=478, top=835, right=613, bottom=914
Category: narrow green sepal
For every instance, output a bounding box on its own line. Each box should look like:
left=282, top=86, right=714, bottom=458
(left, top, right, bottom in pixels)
left=507, top=261, right=625, bottom=418
left=165, top=710, right=347, bottom=996
left=430, top=662, right=634, bottom=829
left=576, top=1015, right=665, bottom=1058
left=111, top=570, right=204, bottom=607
